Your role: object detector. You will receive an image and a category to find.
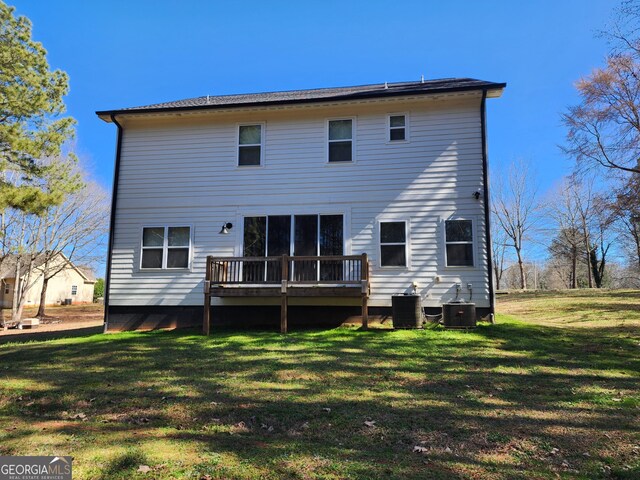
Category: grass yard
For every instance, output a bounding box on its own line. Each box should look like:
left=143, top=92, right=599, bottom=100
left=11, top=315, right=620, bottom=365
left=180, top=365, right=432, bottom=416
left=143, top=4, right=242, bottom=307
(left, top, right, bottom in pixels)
left=0, top=292, right=639, bottom=479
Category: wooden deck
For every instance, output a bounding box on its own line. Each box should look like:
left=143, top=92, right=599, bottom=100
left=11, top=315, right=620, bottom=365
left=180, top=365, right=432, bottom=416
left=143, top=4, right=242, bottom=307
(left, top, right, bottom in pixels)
left=203, top=254, right=369, bottom=334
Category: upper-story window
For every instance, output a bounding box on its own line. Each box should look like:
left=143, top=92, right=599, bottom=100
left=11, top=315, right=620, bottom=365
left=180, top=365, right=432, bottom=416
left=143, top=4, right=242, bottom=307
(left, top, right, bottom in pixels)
left=141, top=226, right=191, bottom=269
left=328, top=119, right=353, bottom=162
left=445, top=220, right=474, bottom=267
left=388, top=114, right=408, bottom=142
left=238, top=124, right=263, bottom=166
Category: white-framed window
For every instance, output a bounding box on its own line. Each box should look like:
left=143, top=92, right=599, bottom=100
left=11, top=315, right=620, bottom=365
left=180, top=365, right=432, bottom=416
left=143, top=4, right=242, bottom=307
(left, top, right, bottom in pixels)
left=71, top=285, right=78, bottom=296
left=388, top=113, right=408, bottom=142
left=445, top=219, right=474, bottom=267
left=141, top=226, right=191, bottom=270
left=238, top=123, right=264, bottom=166
left=327, top=118, right=354, bottom=163
left=379, top=220, right=407, bottom=267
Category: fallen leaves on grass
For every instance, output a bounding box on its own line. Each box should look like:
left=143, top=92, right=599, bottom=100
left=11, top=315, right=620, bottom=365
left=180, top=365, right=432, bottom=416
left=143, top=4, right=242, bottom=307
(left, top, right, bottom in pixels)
left=130, top=417, right=150, bottom=425
left=64, top=412, right=87, bottom=421
left=364, top=420, right=376, bottom=428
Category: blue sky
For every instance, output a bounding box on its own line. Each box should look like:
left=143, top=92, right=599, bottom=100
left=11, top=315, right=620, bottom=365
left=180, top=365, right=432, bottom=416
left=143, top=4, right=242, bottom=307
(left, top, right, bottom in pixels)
left=10, top=0, right=617, bottom=200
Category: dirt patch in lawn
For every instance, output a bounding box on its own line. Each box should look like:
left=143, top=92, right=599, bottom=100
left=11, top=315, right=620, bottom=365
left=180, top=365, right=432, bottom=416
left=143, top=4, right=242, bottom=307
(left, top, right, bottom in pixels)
left=0, top=304, right=103, bottom=342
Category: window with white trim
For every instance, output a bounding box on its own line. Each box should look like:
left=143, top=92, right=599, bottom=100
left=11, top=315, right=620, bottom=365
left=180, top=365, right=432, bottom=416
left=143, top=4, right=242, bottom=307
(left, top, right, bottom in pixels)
left=238, top=124, right=263, bottom=166
left=380, top=221, right=407, bottom=267
left=388, top=114, right=407, bottom=141
left=445, top=220, right=474, bottom=266
left=141, top=226, right=191, bottom=269
left=328, top=119, right=353, bottom=162
left=71, top=285, right=78, bottom=296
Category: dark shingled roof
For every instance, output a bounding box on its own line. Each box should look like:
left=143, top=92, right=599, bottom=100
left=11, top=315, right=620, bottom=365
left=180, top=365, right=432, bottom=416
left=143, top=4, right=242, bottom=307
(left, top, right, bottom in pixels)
left=96, top=78, right=506, bottom=119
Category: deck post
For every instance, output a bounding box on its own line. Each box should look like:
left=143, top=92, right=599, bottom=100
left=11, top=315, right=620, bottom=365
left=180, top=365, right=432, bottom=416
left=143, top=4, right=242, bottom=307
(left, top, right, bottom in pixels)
left=361, top=253, right=369, bottom=330
left=280, top=255, right=289, bottom=334
left=203, top=256, right=212, bottom=335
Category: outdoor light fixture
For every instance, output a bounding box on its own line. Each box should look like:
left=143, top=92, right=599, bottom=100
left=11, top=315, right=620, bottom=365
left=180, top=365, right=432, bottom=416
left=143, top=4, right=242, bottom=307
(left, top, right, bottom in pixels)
left=473, top=189, right=482, bottom=200
left=219, top=222, right=233, bottom=234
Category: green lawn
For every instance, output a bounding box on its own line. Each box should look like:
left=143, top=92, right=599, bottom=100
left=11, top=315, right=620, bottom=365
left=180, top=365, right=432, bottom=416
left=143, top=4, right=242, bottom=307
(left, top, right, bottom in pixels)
left=0, top=292, right=639, bottom=479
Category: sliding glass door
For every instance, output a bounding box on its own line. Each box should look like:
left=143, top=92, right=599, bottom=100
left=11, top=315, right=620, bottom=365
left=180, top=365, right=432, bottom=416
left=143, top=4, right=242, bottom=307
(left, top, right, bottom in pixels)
left=293, top=215, right=318, bottom=281
left=242, top=214, right=344, bottom=281
left=319, top=215, right=344, bottom=280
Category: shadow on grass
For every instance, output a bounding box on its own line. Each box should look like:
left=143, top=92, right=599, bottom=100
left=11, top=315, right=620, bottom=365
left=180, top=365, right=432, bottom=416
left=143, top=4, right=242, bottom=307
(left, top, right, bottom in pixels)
left=0, top=320, right=638, bottom=479
left=0, top=326, right=104, bottom=345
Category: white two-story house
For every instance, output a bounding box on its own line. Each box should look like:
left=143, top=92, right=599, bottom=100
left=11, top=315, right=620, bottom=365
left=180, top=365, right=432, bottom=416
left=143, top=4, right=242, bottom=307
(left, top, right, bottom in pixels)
left=97, top=78, right=505, bottom=332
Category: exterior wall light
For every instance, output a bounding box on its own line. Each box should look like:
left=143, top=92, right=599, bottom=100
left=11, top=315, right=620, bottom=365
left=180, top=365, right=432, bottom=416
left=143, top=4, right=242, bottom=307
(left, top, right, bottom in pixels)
left=219, top=222, right=233, bottom=234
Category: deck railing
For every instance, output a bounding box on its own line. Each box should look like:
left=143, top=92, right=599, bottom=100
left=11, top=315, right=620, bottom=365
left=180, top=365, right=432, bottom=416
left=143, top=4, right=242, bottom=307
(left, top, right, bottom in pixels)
left=206, top=254, right=368, bottom=285
left=203, top=253, right=369, bottom=335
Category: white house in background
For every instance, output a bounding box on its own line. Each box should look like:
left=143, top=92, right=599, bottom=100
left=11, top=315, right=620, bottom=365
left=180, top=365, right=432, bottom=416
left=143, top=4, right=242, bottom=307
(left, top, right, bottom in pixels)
left=97, top=78, right=506, bottom=332
left=0, top=254, right=96, bottom=309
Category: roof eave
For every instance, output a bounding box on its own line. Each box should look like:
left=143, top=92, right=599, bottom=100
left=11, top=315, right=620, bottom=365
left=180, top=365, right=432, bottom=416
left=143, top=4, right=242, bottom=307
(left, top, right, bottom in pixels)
left=96, top=83, right=507, bottom=123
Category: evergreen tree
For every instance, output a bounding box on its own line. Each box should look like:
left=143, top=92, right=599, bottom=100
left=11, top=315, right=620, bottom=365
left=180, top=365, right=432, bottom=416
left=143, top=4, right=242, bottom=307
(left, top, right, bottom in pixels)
left=0, top=2, right=76, bottom=213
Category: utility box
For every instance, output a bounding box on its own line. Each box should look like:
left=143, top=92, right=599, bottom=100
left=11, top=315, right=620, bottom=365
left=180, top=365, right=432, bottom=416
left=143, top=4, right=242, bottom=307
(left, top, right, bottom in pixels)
left=442, top=302, right=476, bottom=329
left=392, top=295, right=423, bottom=329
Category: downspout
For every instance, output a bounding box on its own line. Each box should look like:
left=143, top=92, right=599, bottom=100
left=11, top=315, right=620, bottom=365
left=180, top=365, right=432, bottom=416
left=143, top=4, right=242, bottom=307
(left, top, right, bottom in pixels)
left=480, top=89, right=495, bottom=317
left=103, top=114, right=123, bottom=332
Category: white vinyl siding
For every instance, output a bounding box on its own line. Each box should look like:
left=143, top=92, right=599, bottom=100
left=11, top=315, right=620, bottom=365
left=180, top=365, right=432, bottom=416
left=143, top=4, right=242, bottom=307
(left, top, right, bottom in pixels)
left=109, top=94, right=490, bottom=308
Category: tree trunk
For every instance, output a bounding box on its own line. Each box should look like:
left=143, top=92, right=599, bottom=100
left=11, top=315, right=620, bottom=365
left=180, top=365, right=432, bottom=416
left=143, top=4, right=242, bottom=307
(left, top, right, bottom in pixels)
left=494, top=265, right=501, bottom=291
left=571, top=245, right=578, bottom=289
left=516, top=248, right=527, bottom=289
left=14, top=301, right=25, bottom=325
left=37, top=277, right=50, bottom=318
left=633, top=224, right=640, bottom=270
left=589, top=248, right=603, bottom=288
left=585, top=250, right=593, bottom=288
left=11, top=260, right=21, bottom=323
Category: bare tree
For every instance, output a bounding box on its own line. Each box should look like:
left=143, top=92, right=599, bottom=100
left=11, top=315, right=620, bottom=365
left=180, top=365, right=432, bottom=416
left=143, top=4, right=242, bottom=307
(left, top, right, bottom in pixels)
left=611, top=173, right=640, bottom=269
left=547, top=180, right=583, bottom=288
left=34, top=181, right=109, bottom=317
left=572, top=178, right=597, bottom=287
left=491, top=220, right=509, bottom=291
left=547, top=177, right=614, bottom=289
left=562, top=1, right=640, bottom=176
left=0, top=158, right=91, bottom=326
left=491, top=159, right=540, bottom=289
left=570, top=178, right=615, bottom=288
left=589, top=195, right=614, bottom=288
left=0, top=208, right=45, bottom=326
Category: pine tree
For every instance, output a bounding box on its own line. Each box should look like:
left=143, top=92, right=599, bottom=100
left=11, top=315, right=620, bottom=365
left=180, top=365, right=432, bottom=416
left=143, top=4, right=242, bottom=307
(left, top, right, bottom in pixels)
left=0, top=2, right=76, bottom=213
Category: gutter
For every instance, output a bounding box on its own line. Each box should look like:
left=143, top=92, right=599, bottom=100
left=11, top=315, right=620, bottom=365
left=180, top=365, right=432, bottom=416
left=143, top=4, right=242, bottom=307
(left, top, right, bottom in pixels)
left=480, top=89, right=496, bottom=317
left=103, top=114, right=123, bottom=332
